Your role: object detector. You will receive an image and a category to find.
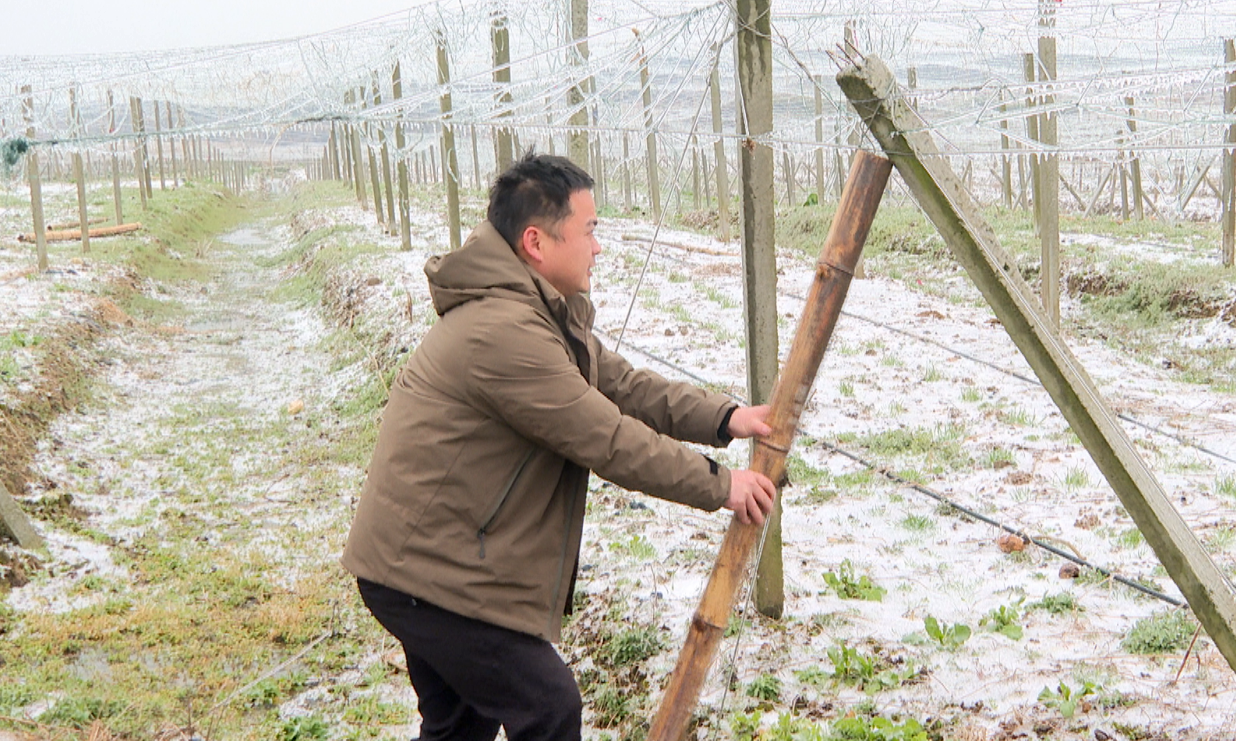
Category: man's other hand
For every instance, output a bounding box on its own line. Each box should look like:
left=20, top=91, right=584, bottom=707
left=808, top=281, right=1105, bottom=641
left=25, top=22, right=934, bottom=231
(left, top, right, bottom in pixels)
left=725, top=469, right=776, bottom=525
left=726, top=405, right=772, bottom=439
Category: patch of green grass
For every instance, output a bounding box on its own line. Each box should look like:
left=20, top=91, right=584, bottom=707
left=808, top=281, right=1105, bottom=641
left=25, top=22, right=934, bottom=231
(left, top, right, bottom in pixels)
left=1063, top=466, right=1091, bottom=490
left=1122, top=609, right=1197, bottom=654
left=983, top=447, right=1015, bottom=469
left=1113, top=527, right=1145, bottom=550
left=1028, top=592, right=1082, bottom=615
left=839, top=380, right=855, bottom=398
left=899, top=514, right=934, bottom=532
left=854, top=424, right=970, bottom=473
left=608, top=534, right=656, bottom=560
left=922, top=365, right=943, bottom=382
left=746, top=673, right=782, bottom=702
left=960, top=386, right=982, bottom=403
left=1215, top=475, right=1236, bottom=499
left=598, top=625, right=665, bottom=667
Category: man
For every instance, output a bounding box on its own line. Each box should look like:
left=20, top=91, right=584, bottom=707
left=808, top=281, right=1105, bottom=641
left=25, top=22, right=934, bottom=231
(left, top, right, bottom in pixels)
left=342, top=152, right=776, bottom=741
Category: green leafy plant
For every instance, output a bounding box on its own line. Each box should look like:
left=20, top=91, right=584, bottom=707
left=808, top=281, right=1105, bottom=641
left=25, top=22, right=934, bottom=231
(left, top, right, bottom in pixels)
left=768, top=712, right=825, bottom=741
left=979, top=602, right=1024, bottom=640
left=1122, top=609, right=1197, bottom=654
left=923, top=616, right=971, bottom=649
left=730, top=710, right=761, bottom=741
left=599, top=625, right=665, bottom=667
left=1038, top=680, right=1097, bottom=719
left=608, top=534, right=656, bottom=560
left=829, top=714, right=928, bottom=741
left=746, top=672, right=782, bottom=702
left=823, top=643, right=918, bottom=694
left=823, top=560, right=886, bottom=602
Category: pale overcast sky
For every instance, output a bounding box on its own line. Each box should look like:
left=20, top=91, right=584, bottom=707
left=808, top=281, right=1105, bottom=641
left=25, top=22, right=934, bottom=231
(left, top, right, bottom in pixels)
left=7, top=0, right=438, bottom=56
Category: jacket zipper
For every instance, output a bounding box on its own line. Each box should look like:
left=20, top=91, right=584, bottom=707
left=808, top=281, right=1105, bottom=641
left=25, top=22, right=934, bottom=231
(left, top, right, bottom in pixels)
left=476, top=447, right=535, bottom=559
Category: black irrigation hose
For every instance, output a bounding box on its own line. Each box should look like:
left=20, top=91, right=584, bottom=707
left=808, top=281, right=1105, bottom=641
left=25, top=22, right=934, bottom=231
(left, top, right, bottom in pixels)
left=596, top=329, right=1186, bottom=608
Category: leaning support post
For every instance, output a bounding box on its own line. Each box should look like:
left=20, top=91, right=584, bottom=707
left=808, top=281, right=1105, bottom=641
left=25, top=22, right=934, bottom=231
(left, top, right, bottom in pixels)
left=0, top=479, right=45, bottom=553
left=646, top=151, right=892, bottom=741
left=837, top=54, right=1236, bottom=674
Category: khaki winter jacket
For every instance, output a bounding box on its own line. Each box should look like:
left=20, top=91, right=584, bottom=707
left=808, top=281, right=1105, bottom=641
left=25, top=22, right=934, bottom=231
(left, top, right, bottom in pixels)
left=341, top=221, right=736, bottom=642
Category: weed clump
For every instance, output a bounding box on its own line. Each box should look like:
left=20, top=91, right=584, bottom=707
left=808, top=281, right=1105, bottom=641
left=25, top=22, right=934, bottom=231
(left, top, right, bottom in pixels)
left=1122, top=609, right=1197, bottom=654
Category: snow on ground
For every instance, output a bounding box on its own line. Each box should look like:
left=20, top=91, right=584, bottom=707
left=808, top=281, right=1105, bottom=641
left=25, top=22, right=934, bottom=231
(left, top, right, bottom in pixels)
left=2, top=177, right=1235, bottom=739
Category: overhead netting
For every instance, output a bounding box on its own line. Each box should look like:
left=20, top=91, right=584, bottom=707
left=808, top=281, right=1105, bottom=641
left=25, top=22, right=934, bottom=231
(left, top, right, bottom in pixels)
left=2, top=0, right=1236, bottom=213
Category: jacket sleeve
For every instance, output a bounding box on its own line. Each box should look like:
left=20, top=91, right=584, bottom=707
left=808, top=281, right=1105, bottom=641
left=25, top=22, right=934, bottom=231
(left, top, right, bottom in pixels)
left=467, top=310, right=730, bottom=511
left=592, top=336, right=737, bottom=447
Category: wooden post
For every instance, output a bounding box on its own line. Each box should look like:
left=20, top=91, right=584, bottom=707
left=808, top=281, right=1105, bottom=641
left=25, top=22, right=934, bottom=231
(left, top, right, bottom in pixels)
left=711, top=60, right=732, bottom=240
left=375, top=74, right=397, bottom=233
left=647, top=152, right=892, bottom=741
left=567, top=0, right=590, bottom=169
left=153, top=100, right=166, bottom=191
left=493, top=11, right=514, bottom=173
left=69, top=87, right=90, bottom=254
left=1038, top=0, right=1060, bottom=327
left=166, top=101, right=178, bottom=187
left=1222, top=40, right=1236, bottom=266
left=108, top=90, right=123, bottom=224
left=814, top=74, right=825, bottom=205
left=438, top=31, right=462, bottom=251
left=129, top=97, right=148, bottom=208
left=22, top=85, right=48, bottom=271
left=393, top=61, right=412, bottom=251
left=638, top=40, right=661, bottom=221
left=735, top=0, right=782, bottom=618
left=362, top=85, right=385, bottom=229
left=839, top=54, right=1236, bottom=675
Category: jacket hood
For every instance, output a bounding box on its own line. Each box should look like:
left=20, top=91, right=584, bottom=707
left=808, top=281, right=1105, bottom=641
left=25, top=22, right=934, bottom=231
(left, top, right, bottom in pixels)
left=426, top=221, right=548, bottom=317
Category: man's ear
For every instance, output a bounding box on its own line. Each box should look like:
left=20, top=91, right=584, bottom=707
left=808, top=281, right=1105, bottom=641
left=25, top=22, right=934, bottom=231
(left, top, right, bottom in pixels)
left=520, top=225, right=546, bottom=265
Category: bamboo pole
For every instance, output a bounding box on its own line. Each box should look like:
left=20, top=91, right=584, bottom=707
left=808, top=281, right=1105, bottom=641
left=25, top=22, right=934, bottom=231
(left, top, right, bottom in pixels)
left=838, top=53, right=1236, bottom=676
left=646, top=152, right=892, bottom=741
left=22, top=85, right=48, bottom=272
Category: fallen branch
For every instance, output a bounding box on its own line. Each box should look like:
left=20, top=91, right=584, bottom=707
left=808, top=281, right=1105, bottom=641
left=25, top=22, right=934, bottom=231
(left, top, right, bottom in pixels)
left=620, top=233, right=735, bottom=257
left=18, top=222, right=142, bottom=243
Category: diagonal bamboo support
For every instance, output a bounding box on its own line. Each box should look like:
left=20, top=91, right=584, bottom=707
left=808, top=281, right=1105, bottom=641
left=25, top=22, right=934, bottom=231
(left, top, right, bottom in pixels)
left=647, top=151, right=892, bottom=741
left=836, top=54, right=1236, bottom=674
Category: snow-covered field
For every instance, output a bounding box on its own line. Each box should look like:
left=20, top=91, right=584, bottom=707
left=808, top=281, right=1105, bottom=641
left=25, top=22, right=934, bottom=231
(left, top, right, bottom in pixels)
left=2, top=175, right=1235, bottom=740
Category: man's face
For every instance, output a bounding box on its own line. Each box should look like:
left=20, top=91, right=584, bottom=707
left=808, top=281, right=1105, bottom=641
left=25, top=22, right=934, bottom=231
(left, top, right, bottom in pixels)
left=534, top=189, right=600, bottom=298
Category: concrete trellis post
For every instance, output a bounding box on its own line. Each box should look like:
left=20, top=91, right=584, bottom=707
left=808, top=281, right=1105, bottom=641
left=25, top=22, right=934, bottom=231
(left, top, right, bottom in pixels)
left=69, top=87, right=89, bottom=254
left=153, top=100, right=166, bottom=191
left=735, top=0, right=783, bottom=619
left=22, top=85, right=48, bottom=271
left=438, top=31, right=462, bottom=252
left=375, top=75, right=396, bottom=233
left=638, top=41, right=661, bottom=222
left=492, top=11, right=514, bottom=173
left=393, top=61, right=412, bottom=251
left=1222, top=40, right=1236, bottom=266
left=166, top=101, right=178, bottom=187
left=567, top=0, right=590, bottom=170
left=108, top=90, right=123, bottom=224
left=1038, top=0, right=1061, bottom=327
left=129, top=96, right=149, bottom=208
left=814, top=74, right=825, bottom=206
left=711, top=61, right=732, bottom=240
left=362, top=85, right=385, bottom=229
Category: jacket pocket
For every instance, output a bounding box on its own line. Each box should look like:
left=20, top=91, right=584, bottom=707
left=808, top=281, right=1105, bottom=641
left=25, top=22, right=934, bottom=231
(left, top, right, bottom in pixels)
left=476, top=446, right=536, bottom=559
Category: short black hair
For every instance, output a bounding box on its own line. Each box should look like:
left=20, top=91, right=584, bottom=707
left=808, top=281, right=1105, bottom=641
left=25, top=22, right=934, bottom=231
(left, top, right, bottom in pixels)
left=488, top=150, right=594, bottom=250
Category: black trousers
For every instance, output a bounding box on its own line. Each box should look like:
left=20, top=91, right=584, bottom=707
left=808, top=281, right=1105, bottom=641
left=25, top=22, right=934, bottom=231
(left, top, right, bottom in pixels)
left=357, top=578, right=582, bottom=741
